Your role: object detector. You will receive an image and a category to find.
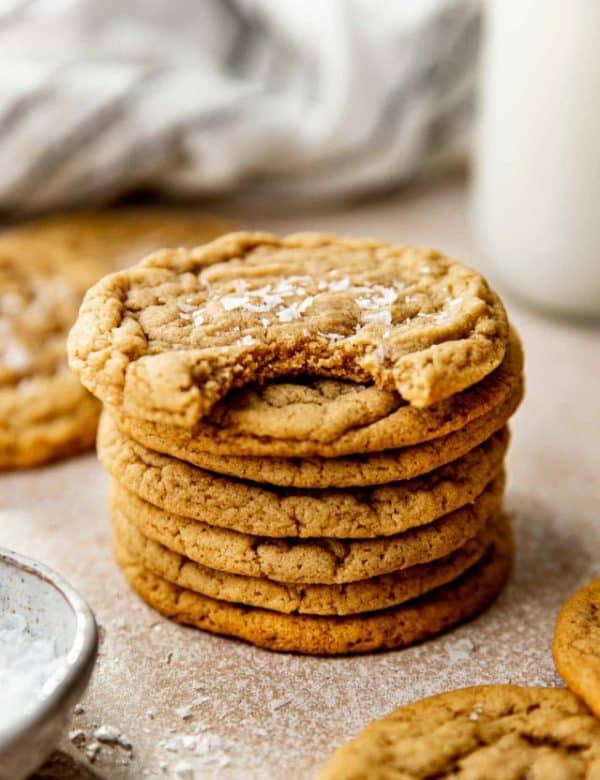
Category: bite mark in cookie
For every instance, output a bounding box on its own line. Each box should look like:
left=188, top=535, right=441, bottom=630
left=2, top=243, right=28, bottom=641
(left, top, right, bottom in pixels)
left=68, top=232, right=509, bottom=425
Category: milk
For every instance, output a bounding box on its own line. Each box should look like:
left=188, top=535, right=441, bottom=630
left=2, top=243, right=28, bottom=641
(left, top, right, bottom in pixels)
left=473, top=0, right=600, bottom=317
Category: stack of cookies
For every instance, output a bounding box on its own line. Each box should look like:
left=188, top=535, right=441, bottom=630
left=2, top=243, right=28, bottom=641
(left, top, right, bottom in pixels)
left=68, top=232, right=524, bottom=655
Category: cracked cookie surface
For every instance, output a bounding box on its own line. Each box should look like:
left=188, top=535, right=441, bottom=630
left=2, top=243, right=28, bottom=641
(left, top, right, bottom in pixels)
left=99, top=412, right=507, bottom=538
left=317, top=685, right=600, bottom=779
left=68, top=232, right=509, bottom=426
left=113, top=507, right=502, bottom=615
left=553, top=578, right=600, bottom=718
left=115, top=520, right=511, bottom=654
left=110, top=475, right=503, bottom=584
left=0, top=209, right=229, bottom=468
left=114, top=382, right=522, bottom=488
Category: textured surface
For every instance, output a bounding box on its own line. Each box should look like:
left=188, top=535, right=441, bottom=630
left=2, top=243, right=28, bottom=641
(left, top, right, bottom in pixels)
left=116, top=524, right=511, bottom=655
left=1, top=181, right=598, bottom=778
left=68, top=232, right=509, bottom=424
left=99, top=413, right=507, bottom=538
left=112, top=332, right=522, bottom=459
left=114, top=383, right=522, bottom=488
left=110, top=476, right=502, bottom=585
left=0, top=234, right=100, bottom=468
left=317, top=685, right=600, bottom=779
left=554, top=579, right=600, bottom=719
left=112, top=508, right=502, bottom=616
left=0, top=375, right=100, bottom=470
left=0, top=209, right=229, bottom=469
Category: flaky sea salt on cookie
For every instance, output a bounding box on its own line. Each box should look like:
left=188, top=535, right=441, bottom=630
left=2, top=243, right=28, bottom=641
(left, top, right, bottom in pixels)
left=68, top=232, right=509, bottom=426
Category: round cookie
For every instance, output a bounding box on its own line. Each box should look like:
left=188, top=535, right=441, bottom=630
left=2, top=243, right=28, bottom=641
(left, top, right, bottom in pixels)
left=0, top=374, right=100, bottom=469
left=0, top=246, right=101, bottom=468
left=138, top=331, right=522, bottom=458
left=110, top=475, right=503, bottom=584
left=0, top=209, right=230, bottom=469
left=114, top=382, right=522, bottom=488
left=553, top=578, right=600, bottom=718
left=113, top=508, right=502, bottom=615
left=99, top=412, right=508, bottom=538
left=115, top=520, right=512, bottom=655
left=317, top=685, right=600, bottom=778
left=68, top=232, right=510, bottom=427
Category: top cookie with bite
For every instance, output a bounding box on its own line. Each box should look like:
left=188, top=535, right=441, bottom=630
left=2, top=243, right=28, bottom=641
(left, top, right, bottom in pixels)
left=68, top=232, right=509, bottom=427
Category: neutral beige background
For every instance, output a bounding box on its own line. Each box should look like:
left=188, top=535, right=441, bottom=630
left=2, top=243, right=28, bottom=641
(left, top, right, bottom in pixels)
left=2, top=178, right=600, bottom=779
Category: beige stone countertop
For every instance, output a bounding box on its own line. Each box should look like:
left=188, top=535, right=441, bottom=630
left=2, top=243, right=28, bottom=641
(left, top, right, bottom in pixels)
left=2, top=178, right=600, bottom=779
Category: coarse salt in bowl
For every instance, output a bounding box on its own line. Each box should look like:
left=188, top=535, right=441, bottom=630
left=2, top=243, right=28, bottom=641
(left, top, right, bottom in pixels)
left=0, top=549, right=97, bottom=780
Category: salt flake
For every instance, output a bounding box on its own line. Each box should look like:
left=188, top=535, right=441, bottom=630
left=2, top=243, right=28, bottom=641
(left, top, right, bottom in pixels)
left=277, top=306, right=301, bottom=323
left=328, top=277, right=350, bottom=292
left=93, top=724, right=132, bottom=749
left=363, top=310, right=392, bottom=325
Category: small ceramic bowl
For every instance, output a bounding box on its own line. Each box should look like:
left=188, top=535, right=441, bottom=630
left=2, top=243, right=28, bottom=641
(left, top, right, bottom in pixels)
left=0, top=549, right=97, bottom=780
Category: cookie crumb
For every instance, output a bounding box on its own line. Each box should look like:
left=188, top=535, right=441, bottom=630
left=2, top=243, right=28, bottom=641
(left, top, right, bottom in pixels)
left=158, top=731, right=231, bottom=772
left=446, top=637, right=475, bottom=663
left=93, top=724, right=132, bottom=750
left=175, top=705, right=193, bottom=720
left=68, top=729, right=86, bottom=746
left=85, top=741, right=101, bottom=762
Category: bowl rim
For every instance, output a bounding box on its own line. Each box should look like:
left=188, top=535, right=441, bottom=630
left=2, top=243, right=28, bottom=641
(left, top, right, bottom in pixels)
left=0, top=547, right=98, bottom=755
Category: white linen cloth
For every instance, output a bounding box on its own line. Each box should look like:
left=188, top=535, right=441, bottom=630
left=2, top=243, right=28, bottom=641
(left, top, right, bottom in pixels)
left=0, top=0, right=479, bottom=210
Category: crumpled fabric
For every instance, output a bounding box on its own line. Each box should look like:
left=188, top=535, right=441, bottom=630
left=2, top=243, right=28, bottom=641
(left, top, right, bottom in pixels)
left=0, top=0, right=479, bottom=211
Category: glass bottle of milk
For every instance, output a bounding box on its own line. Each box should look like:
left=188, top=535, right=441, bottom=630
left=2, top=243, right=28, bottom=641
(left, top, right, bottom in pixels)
left=473, top=1, right=600, bottom=318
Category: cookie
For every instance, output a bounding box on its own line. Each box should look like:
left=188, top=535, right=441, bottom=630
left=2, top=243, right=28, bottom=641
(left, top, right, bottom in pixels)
left=0, top=246, right=101, bottom=468
left=0, top=209, right=230, bottom=469
left=553, top=578, right=600, bottom=718
left=138, top=330, right=522, bottom=458
left=0, top=374, right=100, bottom=469
left=114, top=381, right=522, bottom=488
left=116, top=520, right=512, bottom=654
left=110, top=475, right=503, bottom=584
left=68, top=232, right=509, bottom=427
left=317, top=685, right=600, bottom=779
left=113, top=507, right=503, bottom=615
left=99, top=412, right=508, bottom=538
